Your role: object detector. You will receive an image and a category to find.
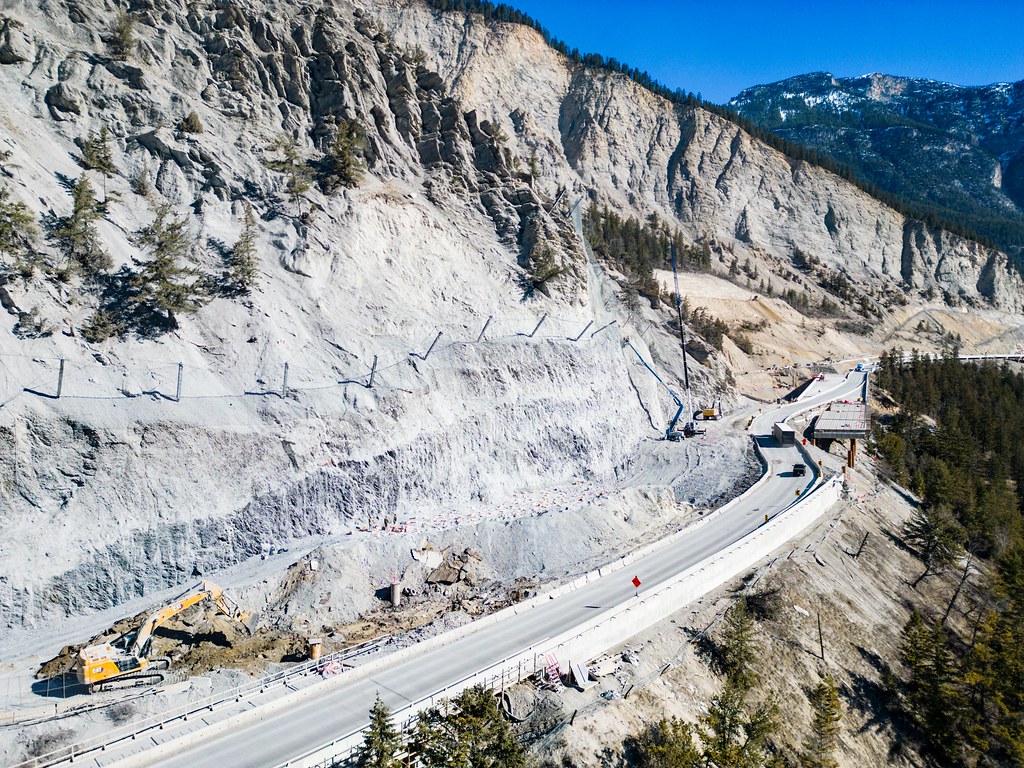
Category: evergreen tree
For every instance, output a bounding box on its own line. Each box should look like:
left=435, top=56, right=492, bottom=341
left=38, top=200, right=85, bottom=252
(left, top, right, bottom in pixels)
left=81, top=128, right=117, bottom=202
left=226, top=202, right=259, bottom=294
left=899, top=611, right=965, bottom=763
left=801, top=676, right=841, bottom=768
left=632, top=717, right=702, bottom=768
left=355, top=696, right=401, bottom=768
left=719, top=600, right=758, bottom=690
left=903, top=504, right=963, bottom=587
left=411, top=686, right=526, bottom=768
left=320, top=118, right=365, bottom=192
left=56, top=176, right=111, bottom=276
left=130, top=205, right=207, bottom=327
left=698, top=679, right=779, bottom=768
left=80, top=309, right=125, bottom=343
left=108, top=11, right=135, bottom=60
left=266, top=135, right=312, bottom=213
left=0, top=186, right=38, bottom=276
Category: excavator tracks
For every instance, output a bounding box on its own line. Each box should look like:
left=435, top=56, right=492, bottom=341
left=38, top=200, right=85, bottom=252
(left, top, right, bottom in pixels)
left=91, top=671, right=166, bottom=694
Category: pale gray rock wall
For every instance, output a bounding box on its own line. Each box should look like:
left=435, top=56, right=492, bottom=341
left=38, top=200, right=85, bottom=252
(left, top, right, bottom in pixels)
left=378, top=0, right=1024, bottom=313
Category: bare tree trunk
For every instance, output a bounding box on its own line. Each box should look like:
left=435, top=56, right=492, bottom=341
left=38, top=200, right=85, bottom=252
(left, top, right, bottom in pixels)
left=912, top=565, right=932, bottom=589
left=942, top=552, right=974, bottom=626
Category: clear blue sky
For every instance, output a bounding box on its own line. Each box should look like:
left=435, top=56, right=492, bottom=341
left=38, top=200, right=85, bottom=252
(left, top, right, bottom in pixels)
left=504, top=1, right=1024, bottom=103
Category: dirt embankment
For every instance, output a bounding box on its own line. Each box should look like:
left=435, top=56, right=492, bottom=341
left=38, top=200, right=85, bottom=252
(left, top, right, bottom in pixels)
left=512, top=457, right=978, bottom=767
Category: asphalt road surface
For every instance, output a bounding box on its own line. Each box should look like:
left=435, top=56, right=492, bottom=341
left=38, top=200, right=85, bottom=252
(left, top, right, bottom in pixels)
left=109, top=372, right=865, bottom=768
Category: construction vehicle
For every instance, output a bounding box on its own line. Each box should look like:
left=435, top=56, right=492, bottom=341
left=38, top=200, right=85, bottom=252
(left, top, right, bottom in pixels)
left=697, top=400, right=722, bottom=420
left=623, top=339, right=703, bottom=440
left=75, top=580, right=254, bottom=693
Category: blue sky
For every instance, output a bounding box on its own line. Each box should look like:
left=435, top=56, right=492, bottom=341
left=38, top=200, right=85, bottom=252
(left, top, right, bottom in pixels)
left=504, top=1, right=1024, bottom=103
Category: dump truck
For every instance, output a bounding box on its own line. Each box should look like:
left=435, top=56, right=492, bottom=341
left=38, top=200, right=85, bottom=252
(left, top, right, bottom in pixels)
left=75, top=580, right=254, bottom=693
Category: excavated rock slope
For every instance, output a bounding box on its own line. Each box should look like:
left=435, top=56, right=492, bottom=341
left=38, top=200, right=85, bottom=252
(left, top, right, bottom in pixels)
left=0, top=0, right=724, bottom=633
left=0, top=0, right=1019, bottom=638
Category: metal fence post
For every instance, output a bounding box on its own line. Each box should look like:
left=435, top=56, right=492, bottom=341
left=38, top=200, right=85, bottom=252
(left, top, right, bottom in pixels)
left=56, top=357, right=65, bottom=398
left=520, top=314, right=547, bottom=338
left=569, top=320, right=593, bottom=341
left=368, top=356, right=378, bottom=388
left=411, top=332, right=443, bottom=361
left=476, top=316, right=492, bottom=342
left=175, top=362, right=183, bottom=402
left=281, top=362, right=289, bottom=398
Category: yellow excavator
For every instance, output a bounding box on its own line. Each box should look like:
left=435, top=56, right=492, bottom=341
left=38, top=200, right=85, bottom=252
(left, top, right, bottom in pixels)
left=75, top=580, right=254, bottom=693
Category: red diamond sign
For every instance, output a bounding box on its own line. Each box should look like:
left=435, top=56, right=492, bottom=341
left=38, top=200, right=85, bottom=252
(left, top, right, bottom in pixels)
left=631, top=576, right=641, bottom=589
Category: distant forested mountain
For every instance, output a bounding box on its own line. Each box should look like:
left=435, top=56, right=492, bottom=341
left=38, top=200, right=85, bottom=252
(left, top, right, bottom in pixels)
left=731, top=73, right=1024, bottom=261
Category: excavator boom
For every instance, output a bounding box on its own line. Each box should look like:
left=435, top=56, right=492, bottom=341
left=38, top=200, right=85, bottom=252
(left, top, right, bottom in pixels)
left=75, top=580, right=253, bottom=692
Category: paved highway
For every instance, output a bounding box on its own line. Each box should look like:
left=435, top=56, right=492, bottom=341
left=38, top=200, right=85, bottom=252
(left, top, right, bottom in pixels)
left=100, top=372, right=865, bottom=768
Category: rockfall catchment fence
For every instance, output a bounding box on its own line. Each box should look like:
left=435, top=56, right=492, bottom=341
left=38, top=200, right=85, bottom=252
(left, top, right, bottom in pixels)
left=0, top=311, right=626, bottom=413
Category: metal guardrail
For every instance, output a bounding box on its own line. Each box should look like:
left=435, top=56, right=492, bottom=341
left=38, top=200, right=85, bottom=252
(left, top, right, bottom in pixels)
left=277, top=637, right=553, bottom=768
left=10, top=636, right=391, bottom=768
left=272, top=396, right=846, bottom=768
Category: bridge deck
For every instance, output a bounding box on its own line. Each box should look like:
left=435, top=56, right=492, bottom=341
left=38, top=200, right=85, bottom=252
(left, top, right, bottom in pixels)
left=813, top=401, right=870, bottom=440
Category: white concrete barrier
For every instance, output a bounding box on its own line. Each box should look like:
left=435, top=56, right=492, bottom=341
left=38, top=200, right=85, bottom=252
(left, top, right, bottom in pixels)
left=287, top=476, right=843, bottom=768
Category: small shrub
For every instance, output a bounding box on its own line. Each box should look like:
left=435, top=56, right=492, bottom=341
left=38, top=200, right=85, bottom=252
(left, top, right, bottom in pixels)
left=106, top=701, right=135, bottom=724
left=24, top=728, right=75, bottom=758
left=744, top=587, right=783, bottom=622
left=81, top=309, right=125, bottom=342
left=732, top=331, right=756, bottom=355
left=178, top=110, right=204, bottom=135
left=130, top=165, right=152, bottom=198
left=13, top=306, right=53, bottom=339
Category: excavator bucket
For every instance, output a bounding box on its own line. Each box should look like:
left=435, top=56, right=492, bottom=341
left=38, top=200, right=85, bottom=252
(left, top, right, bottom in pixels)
left=238, top=610, right=258, bottom=635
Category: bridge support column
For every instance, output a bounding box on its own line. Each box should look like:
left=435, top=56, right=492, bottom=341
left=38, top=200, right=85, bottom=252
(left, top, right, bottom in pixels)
left=847, top=438, right=857, bottom=468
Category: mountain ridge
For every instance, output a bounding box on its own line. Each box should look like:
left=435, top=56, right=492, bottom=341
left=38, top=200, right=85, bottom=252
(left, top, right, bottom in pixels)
left=730, top=71, right=1024, bottom=260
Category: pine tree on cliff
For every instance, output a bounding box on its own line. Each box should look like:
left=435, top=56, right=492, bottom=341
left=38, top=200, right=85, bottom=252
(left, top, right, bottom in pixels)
left=56, top=176, right=111, bottom=277
left=130, top=205, right=208, bottom=328
left=801, top=676, right=841, bottom=768
left=80, top=128, right=117, bottom=203
left=904, top=504, right=963, bottom=587
left=226, top=202, right=259, bottom=294
left=320, top=118, right=365, bottom=192
left=266, top=136, right=312, bottom=214
left=108, top=11, right=135, bottom=60
left=0, top=186, right=38, bottom=277
left=718, top=599, right=758, bottom=690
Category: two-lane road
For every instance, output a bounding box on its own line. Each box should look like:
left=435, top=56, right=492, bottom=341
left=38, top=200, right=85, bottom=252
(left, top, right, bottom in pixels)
left=102, top=372, right=865, bottom=768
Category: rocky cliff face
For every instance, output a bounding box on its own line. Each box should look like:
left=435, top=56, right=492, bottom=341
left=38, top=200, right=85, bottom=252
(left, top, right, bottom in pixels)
left=376, top=3, right=1024, bottom=313
left=729, top=72, right=1024, bottom=260
left=0, top=0, right=727, bottom=631
left=0, top=0, right=1021, bottom=634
